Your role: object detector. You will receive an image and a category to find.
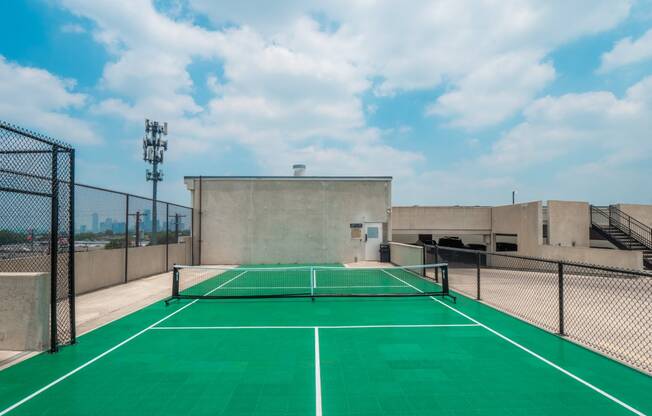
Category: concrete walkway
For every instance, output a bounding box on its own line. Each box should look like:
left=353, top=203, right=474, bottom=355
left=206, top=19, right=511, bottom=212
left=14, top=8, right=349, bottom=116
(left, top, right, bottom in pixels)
left=0, top=270, right=174, bottom=370
left=0, top=262, right=391, bottom=370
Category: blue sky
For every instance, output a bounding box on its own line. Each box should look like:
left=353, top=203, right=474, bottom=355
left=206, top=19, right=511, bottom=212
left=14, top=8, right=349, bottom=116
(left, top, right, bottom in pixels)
left=1, top=0, right=652, bottom=207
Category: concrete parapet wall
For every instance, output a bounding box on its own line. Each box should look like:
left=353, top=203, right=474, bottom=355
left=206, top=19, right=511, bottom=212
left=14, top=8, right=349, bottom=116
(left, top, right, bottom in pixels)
left=127, top=245, right=167, bottom=281
left=0, top=241, right=192, bottom=296
left=537, top=245, right=642, bottom=270
left=392, top=206, right=491, bottom=235
left=0, top=272, right=50, bottom=351
left=75, top=249, right=125, bottom=294
left=389, top=242, right=423, bottom=266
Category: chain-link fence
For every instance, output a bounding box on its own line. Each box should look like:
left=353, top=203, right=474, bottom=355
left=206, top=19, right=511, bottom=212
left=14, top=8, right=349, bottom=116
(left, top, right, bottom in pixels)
left=76, top=185, right=192, bottom=283
left=423, top=244, right=652, bottom=374
left=0, top=121, right=75, bottom=351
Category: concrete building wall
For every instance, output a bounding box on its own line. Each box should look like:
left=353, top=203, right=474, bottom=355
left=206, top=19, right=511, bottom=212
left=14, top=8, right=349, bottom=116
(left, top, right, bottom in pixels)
left=548, top=201, right=590, bottom=247
left=616, top=204, right=652, bottom=228
left=188, top=177, right=391, bottom=264
left=491, top=202, right=543, bottom=253
left=388, top=242, right=423, bottom=266
left=0, top=272, right=50, bottom=350
left=392, top=206, right=491, bottom=235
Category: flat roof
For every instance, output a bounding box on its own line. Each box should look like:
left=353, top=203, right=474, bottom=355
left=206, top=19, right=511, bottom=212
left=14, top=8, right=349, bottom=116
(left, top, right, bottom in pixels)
left=184, top=176, right=392, bottom=181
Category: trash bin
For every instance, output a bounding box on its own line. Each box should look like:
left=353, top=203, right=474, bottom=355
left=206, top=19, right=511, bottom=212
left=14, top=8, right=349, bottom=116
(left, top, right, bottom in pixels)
left=379, top=243, right=390, bottom=263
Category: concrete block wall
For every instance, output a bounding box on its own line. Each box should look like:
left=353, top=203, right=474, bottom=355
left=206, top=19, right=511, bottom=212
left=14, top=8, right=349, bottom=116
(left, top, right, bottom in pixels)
left=491, top=201, right=543, bottom=253
left=548, top=201, right=590, bottom=247
left=0, top=272, right=50, bottom=350
left=388, top=242, right=423, bottom=267
left=616, top=204, right=652, bottom=228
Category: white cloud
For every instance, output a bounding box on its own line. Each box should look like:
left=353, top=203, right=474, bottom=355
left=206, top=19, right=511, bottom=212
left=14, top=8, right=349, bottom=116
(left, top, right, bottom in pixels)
left=61, top=23, right=86, bottom=34
left=479, top=75, right=652, bottom=172
left=188, top=0, right=630, bottom=127
left=599, top=27, right=652, bottom=72
left=53, top=0, right=645, bottom=204
left=427, top=51, right=555, bottom=129
left=0, top=56, right=98, bottom=144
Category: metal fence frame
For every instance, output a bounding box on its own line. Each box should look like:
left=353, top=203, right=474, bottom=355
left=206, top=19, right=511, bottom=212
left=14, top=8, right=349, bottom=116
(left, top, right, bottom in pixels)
left=0, top=121, right=75, bottom=352
left=74, top=182, right=193, bottom=283
left=423, top=244, right=652, bottom=375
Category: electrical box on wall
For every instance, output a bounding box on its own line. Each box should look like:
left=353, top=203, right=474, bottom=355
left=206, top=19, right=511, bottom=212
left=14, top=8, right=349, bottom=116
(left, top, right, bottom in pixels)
left=350, top=223, right=363, bottom=239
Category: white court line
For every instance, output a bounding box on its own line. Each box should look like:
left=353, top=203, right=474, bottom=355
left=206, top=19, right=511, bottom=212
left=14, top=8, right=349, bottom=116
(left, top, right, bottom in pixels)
left=314, top=327, right=322, bottom=416
left=149, top=323, right=481, bottom=330
left=206, top=285, right=407, bottom=290
left=381, top=269, right=645, bottom=416
left=0, top=271, right=248, bottom=416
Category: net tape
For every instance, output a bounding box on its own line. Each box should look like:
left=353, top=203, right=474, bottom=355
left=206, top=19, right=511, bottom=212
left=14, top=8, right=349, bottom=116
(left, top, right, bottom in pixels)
left=170, top=263, right=453, bottom=300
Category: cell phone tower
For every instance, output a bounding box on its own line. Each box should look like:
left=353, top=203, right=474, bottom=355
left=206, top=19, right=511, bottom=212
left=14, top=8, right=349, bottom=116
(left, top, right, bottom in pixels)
left=143, top=119, right=168, bottom=244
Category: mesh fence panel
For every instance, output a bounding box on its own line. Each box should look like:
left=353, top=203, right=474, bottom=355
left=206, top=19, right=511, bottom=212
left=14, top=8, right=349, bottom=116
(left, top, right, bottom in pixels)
left=0, top=121, right=75, bottom=350
left=167, top=204, right=191, bottom=244
left=127, top=195, right=153, bottom=247
left=563, top=263, right=652, bottom=373
left=75, top=186, right=127, bottom=250
left=427, top=245, right=652, bottom=374
left=480, top=254, right=559, bottom=333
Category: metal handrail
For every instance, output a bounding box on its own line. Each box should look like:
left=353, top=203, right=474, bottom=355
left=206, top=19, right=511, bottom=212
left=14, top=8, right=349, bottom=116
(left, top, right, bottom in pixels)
left=608, top=205, right=652, bottom=250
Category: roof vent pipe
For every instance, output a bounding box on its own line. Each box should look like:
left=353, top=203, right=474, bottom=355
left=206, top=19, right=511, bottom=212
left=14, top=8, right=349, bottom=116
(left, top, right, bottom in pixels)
left=293, top=164, right=306, bottom=176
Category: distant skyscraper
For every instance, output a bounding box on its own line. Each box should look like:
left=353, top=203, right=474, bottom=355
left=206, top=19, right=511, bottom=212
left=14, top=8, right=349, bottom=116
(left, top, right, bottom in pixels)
left=143, top=209, right=152, bottom=232
left=92, top=213, right=99, bottom=233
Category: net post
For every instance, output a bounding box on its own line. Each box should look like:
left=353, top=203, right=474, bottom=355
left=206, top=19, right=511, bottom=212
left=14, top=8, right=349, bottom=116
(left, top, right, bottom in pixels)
left=172, top=265, right=180, bottom=298
left=421, top=245, right=426, bottom=277
left=310, top=267, right=315, bottom=300
left=434, top=245, right=439, bottom=282
left=441, top=264, right=449, bottom=296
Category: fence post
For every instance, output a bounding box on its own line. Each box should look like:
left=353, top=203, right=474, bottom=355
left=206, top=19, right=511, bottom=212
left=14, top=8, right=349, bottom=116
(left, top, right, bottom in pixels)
left=476, top=251, right=481, bottom=300
left=124, top=195, right=129, bottom=283
left=190, top=207, right=194, bottom=265
left=558, top=262, right=565, bottom=336
left=165, top=203, right=169, bottom=272
left=50, top=146, right=59, bottom=352
left=68, top=149, right=76, bottom=344
left=135, top=211, right=140, bottom=247
left=198, top=176, right=202, bottom=265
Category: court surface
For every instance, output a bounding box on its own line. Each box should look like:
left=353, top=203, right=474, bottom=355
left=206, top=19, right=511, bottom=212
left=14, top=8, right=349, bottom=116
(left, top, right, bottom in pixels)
left=0, top=265, right=650, bottom=415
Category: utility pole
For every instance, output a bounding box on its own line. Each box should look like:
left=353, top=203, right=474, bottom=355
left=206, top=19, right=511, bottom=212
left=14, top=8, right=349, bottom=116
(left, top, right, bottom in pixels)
left=127, top=211, right=142, bottom=247
left=168, top=212, right=187, bottom=243
left=143, top=119, right=168, bottom=245
left=512, top=190, right=517, bottom=205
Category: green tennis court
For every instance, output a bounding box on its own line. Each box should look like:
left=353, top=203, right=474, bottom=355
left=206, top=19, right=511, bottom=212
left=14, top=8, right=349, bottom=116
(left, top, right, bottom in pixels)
left=0, top=265, right=650, bottom=415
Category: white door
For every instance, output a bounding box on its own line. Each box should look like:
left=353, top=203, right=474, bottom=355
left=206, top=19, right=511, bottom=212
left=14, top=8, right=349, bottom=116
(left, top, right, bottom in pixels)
left=364, top=223, right=383, bottom=261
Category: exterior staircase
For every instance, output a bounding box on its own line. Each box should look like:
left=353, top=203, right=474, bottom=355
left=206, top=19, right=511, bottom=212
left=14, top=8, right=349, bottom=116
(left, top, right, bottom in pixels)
left=591, top=205, right=652, bottom=270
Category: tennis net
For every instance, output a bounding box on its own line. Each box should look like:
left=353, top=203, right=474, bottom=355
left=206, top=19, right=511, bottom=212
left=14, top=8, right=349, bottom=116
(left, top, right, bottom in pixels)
left=169, top=263, right=453, bottom=301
